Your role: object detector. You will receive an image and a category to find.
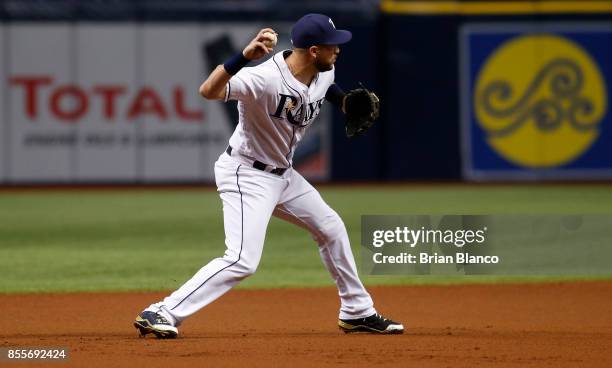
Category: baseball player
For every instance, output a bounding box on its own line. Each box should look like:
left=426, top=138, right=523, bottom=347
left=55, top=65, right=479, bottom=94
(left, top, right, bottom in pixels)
left=134, top=13, right=403, bottom=338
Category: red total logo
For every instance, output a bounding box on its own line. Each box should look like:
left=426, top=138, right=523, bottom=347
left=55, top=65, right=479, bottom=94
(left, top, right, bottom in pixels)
left=9, top=76, right=205, bottom=123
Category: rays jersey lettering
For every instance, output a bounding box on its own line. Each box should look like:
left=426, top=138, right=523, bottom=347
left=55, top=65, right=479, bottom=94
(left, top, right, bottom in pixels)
left=270, top=94, right=325, bottom=127
left=225, top=50, right=334, bottom=168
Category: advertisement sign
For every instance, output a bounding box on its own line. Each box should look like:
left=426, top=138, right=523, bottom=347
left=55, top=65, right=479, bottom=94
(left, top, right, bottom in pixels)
left=0, top=23, right=331, bottom=183
left=461, top=23, right=612, bottom=180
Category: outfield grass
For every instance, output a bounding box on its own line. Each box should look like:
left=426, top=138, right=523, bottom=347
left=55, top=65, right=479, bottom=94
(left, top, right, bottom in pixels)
left=1, top=185, right=611, bottom=293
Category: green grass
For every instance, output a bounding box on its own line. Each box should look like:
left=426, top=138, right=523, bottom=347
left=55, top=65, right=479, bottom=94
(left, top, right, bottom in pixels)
left=1, top=185, right=611, bottom=293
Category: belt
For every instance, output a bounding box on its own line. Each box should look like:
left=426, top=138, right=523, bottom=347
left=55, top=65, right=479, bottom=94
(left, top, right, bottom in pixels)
left=226, top=146, right=288, bottom=176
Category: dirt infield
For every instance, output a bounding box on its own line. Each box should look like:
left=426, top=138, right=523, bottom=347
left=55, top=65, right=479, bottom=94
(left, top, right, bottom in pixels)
left=2, top=281, right=611, bottom=367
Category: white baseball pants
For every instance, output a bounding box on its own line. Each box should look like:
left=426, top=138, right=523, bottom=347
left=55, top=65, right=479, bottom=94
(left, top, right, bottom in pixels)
left=148, top=152, right=375, bottom=325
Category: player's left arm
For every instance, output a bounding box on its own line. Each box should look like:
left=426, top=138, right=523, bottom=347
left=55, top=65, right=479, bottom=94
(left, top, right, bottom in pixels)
left=325, top=84, right=347, bottom=113
left=326, top=83, right=380, bottom=138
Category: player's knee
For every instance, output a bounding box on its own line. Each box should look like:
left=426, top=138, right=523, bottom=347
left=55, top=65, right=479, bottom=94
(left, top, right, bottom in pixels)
left=234, top=257, right=259, bottom=277
left=317, top=212, right=347, bottom=244
left=223, top=240, right=261, bottom=276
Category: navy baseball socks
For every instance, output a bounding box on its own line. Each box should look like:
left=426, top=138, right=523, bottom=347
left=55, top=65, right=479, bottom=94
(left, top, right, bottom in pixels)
left=338, top=313, right=404, bottom=334
left=134, top=311, right=178, bottom=339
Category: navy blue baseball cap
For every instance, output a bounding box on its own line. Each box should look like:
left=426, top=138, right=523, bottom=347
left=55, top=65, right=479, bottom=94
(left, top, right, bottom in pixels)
left=291, top=14, right=352, bottom=48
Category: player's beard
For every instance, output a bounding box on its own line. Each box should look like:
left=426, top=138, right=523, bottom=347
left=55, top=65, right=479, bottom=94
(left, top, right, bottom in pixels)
left=314, top=56, right=334, bottom=72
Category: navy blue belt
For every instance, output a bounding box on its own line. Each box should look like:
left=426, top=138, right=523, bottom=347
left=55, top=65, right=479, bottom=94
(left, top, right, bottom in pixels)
left=226, top=146, right=288, bottom=176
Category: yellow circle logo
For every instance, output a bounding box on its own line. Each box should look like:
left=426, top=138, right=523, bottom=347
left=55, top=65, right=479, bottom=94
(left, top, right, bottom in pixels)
left=474, top=34, right=607, bottom=168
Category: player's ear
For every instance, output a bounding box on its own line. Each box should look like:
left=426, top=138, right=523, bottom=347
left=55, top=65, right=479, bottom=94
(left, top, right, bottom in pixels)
left=308, top=46, right=318, bottom=58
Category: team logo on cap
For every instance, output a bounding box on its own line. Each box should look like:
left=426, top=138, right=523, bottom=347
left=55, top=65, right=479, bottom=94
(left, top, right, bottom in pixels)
left=329, top=18, right=336, bottom=29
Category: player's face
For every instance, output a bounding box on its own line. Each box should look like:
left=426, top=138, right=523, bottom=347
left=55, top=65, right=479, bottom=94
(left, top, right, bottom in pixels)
left=313, top=45, right=340, bottom=72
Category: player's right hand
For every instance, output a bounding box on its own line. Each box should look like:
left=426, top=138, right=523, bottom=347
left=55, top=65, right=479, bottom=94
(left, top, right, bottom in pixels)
left=242, top=28, right=276, bottom=61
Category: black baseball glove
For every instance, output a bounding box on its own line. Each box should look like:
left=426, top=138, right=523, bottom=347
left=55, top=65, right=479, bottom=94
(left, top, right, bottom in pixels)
left=344, top=86, right=380, bottom=138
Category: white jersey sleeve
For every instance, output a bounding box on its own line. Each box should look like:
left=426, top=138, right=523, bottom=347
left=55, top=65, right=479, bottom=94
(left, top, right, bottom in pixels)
left=225, top=67, right=267, bottom=102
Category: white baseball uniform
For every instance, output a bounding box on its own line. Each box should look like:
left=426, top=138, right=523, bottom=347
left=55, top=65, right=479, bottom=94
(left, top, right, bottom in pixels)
left=147, top=50, right=376, bottom=325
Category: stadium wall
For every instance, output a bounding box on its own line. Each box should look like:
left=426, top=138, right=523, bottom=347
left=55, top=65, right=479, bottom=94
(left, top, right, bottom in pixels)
left=1, top=1, right=611, bottom=183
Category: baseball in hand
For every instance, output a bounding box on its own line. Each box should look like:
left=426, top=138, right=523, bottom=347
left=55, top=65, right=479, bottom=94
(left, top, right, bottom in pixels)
left=262, top=31, right=278, bottom=48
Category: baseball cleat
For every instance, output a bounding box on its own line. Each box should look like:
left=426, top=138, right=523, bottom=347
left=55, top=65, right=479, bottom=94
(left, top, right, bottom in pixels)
left=134, top=311, right=178, bottom=339
left=338, top=313, right=404, bottom=334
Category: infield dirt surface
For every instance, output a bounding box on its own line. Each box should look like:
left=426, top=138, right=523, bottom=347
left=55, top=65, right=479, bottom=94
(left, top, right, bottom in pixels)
left=3, top=281, right=611, bottom=367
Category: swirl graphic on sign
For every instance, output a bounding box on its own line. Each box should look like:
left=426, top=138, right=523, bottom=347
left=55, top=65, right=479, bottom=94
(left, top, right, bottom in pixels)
left=474, top=35, right=607, bottom=168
